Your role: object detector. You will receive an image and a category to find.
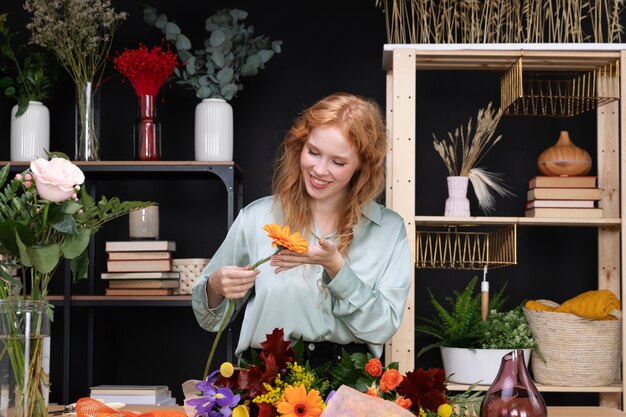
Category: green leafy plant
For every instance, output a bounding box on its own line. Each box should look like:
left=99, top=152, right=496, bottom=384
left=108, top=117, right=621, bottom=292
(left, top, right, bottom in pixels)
left=143, top=6, right=282, bottom=101
left=0, top=13, right=55, bottom=117
left=416, top=275, right=516, bottom=356
left=481, top=306, right=536, bottom=350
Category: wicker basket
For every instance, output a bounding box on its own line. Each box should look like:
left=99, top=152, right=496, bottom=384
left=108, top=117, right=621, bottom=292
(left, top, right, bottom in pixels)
left=523, top=300, right=621, bottom=386
left=171, top=258, right=210, bottom=295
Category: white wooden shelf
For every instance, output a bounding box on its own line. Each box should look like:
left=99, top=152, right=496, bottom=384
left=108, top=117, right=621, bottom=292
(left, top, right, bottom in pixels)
left=448, top=382, right=623, bottom=393
left=415, top=216, right=621, bottom=227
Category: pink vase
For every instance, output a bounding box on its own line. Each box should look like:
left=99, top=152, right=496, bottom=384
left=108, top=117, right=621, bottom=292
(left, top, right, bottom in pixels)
left=481, top=350, right=547, bottom=417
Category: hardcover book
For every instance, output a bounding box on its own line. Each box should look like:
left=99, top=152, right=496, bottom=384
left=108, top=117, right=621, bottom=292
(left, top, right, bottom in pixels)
left=101, top=272, right=180, bottom=280
left=107, top=279, right=179, bottom=289
left=528, top=176, right=597, bottom=189
left=90, top=385, right=169, bottom=395
left=106, top=259, right=172, bottom=272
left=104, top=288, right=174, bottom=296
left=105, top=240, right=176, bottom=252
left=526, top=187, right=601, bottom=201
left=525, top=199, right=596, bottom=209
left=108, top=251, right=172, bottom=260
left=525, top=207, right=603, bottom=218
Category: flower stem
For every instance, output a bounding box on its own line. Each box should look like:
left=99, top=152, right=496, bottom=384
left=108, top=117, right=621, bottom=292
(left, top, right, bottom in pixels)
left=202, top=248, right=280, bottom=378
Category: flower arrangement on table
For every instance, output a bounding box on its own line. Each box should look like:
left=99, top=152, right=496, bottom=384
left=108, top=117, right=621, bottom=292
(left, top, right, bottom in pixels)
left=432, top=102, right=513, bottom=214
left=113, top=44, right=179, bottom=161
left=183, top=328, right=482, bottom=417
left=24, top=0, right=127, bottom=161
left=0, top=153, right=151, bottom=417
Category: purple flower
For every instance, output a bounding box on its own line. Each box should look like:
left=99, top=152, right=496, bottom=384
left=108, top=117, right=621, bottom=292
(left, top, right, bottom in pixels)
left=187, top=395, right=217, bottom=416
left=189, top=385, right=241, bottom=417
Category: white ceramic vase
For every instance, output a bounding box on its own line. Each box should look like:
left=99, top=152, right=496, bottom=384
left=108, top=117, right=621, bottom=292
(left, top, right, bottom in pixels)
left=444, top=176, right=470, bottom=216
left=194, top=98, right=233, bottom=161
left=10, top=101, right=50, bottom=162
left=440, top=346, right=532, bottom=384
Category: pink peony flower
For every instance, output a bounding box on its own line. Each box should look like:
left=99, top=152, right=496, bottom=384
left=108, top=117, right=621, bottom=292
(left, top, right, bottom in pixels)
left=30, top=158, right=85, bottom=202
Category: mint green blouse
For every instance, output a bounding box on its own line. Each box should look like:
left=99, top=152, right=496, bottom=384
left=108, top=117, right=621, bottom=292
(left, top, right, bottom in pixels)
left=191, top=196, right=411, bottom=358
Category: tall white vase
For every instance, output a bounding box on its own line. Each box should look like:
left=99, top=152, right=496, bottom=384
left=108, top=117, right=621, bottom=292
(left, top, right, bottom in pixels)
left=194, top=98, right=233, bottom=161
left=10, top=101, right=50, bottom=162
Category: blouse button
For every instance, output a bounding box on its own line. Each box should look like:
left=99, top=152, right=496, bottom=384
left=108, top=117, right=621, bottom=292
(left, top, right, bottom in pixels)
left=308, top=343, right=315, bottom=351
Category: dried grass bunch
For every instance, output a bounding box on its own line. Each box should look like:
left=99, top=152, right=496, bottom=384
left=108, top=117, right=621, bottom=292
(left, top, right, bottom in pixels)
left=375, top=0, right=624, bottom=44
left=433, top=102, right=513, bottom=213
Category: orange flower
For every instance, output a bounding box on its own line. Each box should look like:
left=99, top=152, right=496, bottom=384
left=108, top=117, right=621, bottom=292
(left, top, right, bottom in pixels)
left=263, top=224, right=308, bottom=253
left=364, top=358, right=383, bottom=377
left=366, top=387, right=380, bottom=397
left=380, top=369, right=403, bottom=392
left=276, top=384, right=324, bottom=417
left=395, top=395, right=412, bottom=409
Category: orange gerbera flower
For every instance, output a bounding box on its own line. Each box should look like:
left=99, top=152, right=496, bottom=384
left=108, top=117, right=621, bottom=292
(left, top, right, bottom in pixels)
left=263, top=224, right=309, bottom=253
left=276, top=385, right=324, bottom=417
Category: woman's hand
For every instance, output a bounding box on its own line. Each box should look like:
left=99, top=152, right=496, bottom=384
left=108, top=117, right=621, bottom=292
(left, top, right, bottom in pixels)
left=270, top=238, right=345, bottom=278
left=206, top=265, right=259, bottom=308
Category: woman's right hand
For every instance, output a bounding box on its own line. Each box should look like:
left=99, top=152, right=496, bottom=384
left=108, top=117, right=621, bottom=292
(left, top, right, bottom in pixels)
left=206, top=265, right=260, bottom=308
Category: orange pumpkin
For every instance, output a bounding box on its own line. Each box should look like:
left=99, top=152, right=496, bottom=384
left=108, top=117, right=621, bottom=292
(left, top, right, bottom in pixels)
left=537, top=131, right=592, bottom=176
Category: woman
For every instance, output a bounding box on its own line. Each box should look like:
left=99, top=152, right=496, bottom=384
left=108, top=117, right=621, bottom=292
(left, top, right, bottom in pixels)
left=192, top=92, right=411, bottom=366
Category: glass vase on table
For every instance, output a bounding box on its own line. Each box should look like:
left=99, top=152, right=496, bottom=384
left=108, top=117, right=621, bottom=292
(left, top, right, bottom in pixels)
left=134, top=94, right=161, bottom=161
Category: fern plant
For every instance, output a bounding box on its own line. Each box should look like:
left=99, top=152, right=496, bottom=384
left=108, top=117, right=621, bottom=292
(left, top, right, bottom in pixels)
left=416, top=276, right=508, bottom=356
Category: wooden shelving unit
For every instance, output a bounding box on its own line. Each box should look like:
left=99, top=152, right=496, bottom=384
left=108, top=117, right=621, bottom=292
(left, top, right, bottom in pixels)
left=383, top=44, right=624, bottom=409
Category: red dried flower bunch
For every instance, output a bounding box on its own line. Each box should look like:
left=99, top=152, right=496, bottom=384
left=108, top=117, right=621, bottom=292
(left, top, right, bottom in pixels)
left=113, top=44, right=178, bottom=96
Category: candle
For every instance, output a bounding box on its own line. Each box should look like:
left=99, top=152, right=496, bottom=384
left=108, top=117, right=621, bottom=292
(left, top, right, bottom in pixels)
left=481, top=264, right=489, bottom=321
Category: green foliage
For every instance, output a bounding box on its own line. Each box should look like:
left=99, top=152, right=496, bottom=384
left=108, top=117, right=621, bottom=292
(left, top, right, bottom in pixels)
left=143, top=6, right=282, bottom=101
left=416, top=275, right=522, bottom=356
left=481, top=306, right=536, bottom=350
left=0, top=13, right=55, bottom=116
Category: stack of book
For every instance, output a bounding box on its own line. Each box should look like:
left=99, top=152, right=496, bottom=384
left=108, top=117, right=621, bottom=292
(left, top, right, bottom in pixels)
left=103, top=240, right=180, bottom=296
left=90, top=385, right=176, bottom=406
left=525, top=176, right=603, bottom=218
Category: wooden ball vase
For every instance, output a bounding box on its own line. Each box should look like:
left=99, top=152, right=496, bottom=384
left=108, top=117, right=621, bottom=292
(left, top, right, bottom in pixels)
left=537, top=131, right=592, bottom=176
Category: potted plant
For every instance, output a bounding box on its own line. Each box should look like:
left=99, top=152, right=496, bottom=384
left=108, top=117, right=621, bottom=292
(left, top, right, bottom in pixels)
left=416, top=276, right=537, bottom=385
left=0, top=13, right=55, bottom=162
left=143, top=6, right=283, bottom=162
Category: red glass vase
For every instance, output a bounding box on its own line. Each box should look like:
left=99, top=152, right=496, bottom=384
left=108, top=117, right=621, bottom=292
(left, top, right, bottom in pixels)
left=134, top=94, right=161, bottom=160
left=481, top=350, right=547, bottom=417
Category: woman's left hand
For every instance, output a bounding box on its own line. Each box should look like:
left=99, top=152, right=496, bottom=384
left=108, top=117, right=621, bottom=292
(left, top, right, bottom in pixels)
left=270, top=238, right=345, bottom=278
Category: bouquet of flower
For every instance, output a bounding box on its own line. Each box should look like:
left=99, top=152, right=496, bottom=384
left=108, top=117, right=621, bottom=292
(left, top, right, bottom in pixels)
left=113, top=44, right=179, bottom=160
left=185, top=328, right=483, bottom=417
left=0, top=153, right=152, bottom=299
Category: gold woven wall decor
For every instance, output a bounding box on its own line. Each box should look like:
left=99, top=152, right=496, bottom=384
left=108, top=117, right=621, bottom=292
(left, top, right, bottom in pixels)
left=500, top=57, right=619, bottom=117
left=415, top=224, right=517, bottom=270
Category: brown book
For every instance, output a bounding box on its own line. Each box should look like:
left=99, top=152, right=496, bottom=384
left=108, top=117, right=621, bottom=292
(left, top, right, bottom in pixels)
left=106, top=259, right=172, bottom=272
left=107, top=279, right=179, bottom=289
left=105, top=240, right=176, bottom=252
left=525, top=207, right=603, bottom=218
left=525, top=199, right=595, bottom=209
left=527, top=187, right=601, bottom=201
left=101, top=272, right=180, bottom=280
left=528, top=176, right=597, bottom=189
left=108, top=251, right=172, bottom=260
left=105, top=288, right=174, bottom=296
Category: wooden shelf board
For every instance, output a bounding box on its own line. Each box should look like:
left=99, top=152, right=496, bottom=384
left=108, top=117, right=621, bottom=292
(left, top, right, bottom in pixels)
left=383, top=44, right=622, bottom=71
left=415, top=215, right=621, bottom=227
left=448, top=382, right=623, bottom=393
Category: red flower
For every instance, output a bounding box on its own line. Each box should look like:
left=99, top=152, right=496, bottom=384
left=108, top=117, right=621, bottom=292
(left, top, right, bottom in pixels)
left=365, top=387, right=380, bottom=397
left=379, top=369, right=403, bottom=392
left=396, top=368, right=449, bottom=414
left=395, top=396, right=413, bottom=410
left=113, top=44, right=178, bottom=96
left=364, top=358, right=383, bottom=377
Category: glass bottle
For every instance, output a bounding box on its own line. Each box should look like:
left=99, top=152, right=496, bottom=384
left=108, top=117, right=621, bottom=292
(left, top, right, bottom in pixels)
left=481, top=349, right=547, bottom=417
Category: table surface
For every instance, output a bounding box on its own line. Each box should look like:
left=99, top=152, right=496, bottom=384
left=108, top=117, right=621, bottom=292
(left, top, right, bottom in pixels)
left=52, top=404, right=626, bottom=416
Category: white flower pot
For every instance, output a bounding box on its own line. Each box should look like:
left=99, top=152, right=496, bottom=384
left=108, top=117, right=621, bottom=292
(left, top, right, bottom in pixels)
left=194, top=98, right=233, bottom=161
left=440, top=346, right=532, bottom=384
left=10, top=101, right=50, bottom=161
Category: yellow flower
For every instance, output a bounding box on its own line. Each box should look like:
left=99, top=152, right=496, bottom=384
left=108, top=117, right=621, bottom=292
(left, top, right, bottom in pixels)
left=276, top=384, right=324, bottom=417
left=263, top=224, right=309, bottom=253
left=232, top=404, right=250, bottom=417
left=220, top=361, right=234, bottom=378
left=438, top=403, right=453, bottom=417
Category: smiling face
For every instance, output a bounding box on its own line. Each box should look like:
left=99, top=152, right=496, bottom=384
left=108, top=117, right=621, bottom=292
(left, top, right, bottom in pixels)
left=299, top=124, right=361, bottom=207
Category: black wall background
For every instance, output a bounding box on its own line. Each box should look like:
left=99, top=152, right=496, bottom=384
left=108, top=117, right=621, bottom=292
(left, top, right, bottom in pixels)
left=0, top=0, right=610, bottom=407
